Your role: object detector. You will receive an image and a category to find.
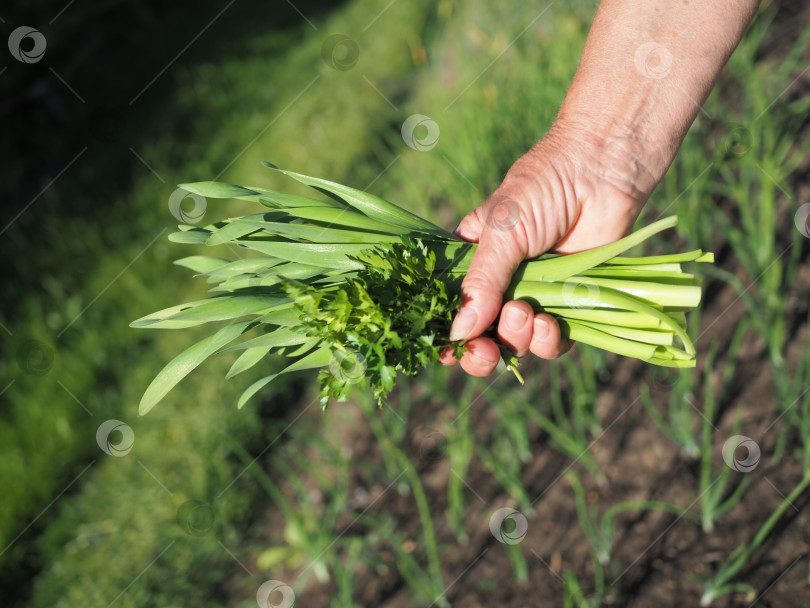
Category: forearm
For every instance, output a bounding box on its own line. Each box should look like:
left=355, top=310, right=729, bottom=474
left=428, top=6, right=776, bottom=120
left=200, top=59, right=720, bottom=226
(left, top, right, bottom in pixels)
left=557, top=0, right=760, bottom=200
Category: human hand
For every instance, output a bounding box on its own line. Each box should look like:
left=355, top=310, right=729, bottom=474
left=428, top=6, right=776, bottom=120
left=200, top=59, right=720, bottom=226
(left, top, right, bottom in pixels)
left=440, top=0, right=760, bottom=377
left=440, top=122, right=651, bottom=376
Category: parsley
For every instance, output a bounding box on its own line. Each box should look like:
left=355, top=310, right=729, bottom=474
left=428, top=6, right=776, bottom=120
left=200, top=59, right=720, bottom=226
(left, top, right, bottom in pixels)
left=284, top=239, right=465, bottom=408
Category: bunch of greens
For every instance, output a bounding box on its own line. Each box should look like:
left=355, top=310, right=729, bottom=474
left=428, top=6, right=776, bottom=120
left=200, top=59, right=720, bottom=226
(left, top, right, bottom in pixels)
left=132, top=164, right=712, bottom=413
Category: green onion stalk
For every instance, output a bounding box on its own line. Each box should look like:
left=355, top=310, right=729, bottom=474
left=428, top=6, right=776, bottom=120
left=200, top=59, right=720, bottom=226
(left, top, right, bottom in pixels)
left=133, top=164, right=712, bottom=413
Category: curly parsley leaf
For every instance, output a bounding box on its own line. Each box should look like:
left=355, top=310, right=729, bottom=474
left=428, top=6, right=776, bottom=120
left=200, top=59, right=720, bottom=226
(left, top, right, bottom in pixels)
left=283, top=238, right=465, bottom=409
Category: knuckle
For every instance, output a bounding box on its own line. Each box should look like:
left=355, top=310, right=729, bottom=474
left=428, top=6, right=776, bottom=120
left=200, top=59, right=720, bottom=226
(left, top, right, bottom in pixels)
left=461, top=268, right=498, bottom=295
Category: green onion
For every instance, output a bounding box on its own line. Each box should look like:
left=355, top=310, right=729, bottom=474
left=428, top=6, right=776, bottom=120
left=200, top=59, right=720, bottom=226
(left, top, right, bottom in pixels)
left=132, top=165, right=712, bottom=414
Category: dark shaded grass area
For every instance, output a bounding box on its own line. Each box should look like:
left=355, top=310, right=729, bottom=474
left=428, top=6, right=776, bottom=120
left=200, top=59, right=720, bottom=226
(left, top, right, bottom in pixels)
left=1, top=0, right=347, bottom=308
left=1, top=1, right=346, bottom=605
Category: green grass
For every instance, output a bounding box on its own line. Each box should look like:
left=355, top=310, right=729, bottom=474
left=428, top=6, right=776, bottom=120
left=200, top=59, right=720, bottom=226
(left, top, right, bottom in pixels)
left=2, top=0, right=441, bottom=605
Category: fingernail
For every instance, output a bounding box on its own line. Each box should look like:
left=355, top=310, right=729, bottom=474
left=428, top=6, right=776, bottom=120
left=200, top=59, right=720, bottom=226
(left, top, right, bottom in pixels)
left=450, top=307, right=478, bottom=341
left=534, top=317, right=550, bottom=340
left=504, top=307, right=528, bottom=331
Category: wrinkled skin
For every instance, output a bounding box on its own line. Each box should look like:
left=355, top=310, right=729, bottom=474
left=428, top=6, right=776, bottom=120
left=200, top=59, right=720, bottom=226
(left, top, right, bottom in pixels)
left=440, top=123, right=647, bottom=376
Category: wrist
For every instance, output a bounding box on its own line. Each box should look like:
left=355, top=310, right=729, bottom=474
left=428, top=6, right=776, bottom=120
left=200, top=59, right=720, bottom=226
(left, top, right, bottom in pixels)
left=550, top=0, right=760, bottom=205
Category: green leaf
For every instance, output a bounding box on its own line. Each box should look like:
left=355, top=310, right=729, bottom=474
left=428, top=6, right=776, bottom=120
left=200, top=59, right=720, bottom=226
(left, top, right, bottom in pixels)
left=508, top=281, right=695, bottom=355
left=565, top=276, right=702, bottom=309
left=140, top=321, right=252, bottom=415
left=220, top=327, right=310, bottom=352
left=131, top=295, right=285, bottom=329
left=263, top=163, right=456, bottom=237
left=279, top=337, right=321, bottom=357
left=606, top=249, right=712, bottom=265
left=270, top=205, right=408, bottom=234
left=237, top=347, right=331, bottom=409
left=256, top=190, right=346, bottom=209
left=234, top=219, right=402, bottom=244
left=234, top=241, right=374, bottom=270
left=579, top=267, right=694, bottom=283
left=173, top=256, right=231, bottom=273
left=226, top=345, right=273, bottom=379
left=169, top=229, right=211, bottom=244
left=178, top=181, right=260, bottom=199
left=568, top=319, right=674, bottom=346
left=539, top=307, right=669, bottom=329
left=255, top=305, right=303, bottom=326
left=211, top=263, right=326, bottom=292
left=202, top=257, right=285, bottom=282
left=517, top=216, right=679, bottom=282
left=206, top=219, right=263, bottom=246
left=235, top=239, right=474, bottom=272
left=559, top=319, right=659, bottom=361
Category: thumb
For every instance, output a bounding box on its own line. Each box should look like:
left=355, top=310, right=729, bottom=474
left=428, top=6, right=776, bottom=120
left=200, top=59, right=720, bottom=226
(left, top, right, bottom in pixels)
left=449, top=197, right=527, bottom=341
